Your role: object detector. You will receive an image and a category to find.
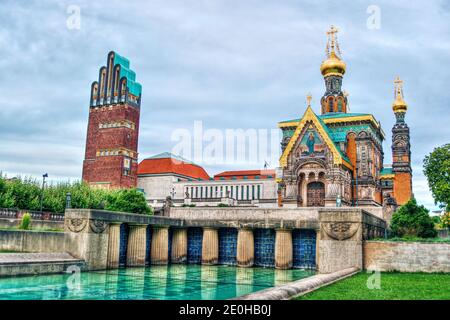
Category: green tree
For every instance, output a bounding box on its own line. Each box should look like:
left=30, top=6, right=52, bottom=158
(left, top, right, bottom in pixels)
left=390, top=199, right=437, bottom=238
left=423, top=143, right=450, bottom=212
left=105, top=189, right=152, bottom=215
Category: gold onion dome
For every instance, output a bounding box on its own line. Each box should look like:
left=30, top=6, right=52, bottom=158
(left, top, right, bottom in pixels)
left=392, top=76, right=408, bottom=113
left=320, top=25, right=346, bottom=77
left=320, top=51, right=346, bottom=77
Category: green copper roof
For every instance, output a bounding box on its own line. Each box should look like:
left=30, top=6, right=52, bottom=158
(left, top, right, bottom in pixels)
left=279, top=112, right=372, bottom=124
left=114, top=53, right=142, bottom=97
left=146, top=152, right=193, bottom=163
left=315, top=114, right=351, bottom=163
left=380, top=167, right=394, bottom=175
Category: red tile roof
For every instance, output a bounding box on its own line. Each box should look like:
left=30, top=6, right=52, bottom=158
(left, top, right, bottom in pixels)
left=138, top=156, right=210, bottom=180
left=214, top=169, right=275, bottom=180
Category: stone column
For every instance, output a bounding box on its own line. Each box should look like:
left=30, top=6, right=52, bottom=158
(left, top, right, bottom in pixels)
left=106, top=223, right=121, bottom=269
left=275, top=229, right=293, bottom=269
left=171, top=228, right=188, bottom=264
left=237, top=228, right=254, bottom=267
left=127, top=224, right=147, bottom=267
left=151, top=226, right=169, bottom=265
left=202, top=228, right=219, bottom=265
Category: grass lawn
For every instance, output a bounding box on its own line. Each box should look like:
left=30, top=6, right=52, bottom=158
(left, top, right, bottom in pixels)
left=297, top=272, right=450, bottom=300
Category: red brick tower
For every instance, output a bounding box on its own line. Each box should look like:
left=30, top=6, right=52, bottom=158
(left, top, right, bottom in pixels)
left=82, top=51, right=142, bottom=189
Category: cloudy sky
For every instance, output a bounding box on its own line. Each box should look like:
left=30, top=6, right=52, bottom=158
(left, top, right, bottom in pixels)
left=0, top=0, right=449, bottom=210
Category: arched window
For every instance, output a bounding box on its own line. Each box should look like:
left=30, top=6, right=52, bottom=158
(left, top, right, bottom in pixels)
left=338, top=98, right=343, bottom=112
left=328, top=97, right=334, bottom=112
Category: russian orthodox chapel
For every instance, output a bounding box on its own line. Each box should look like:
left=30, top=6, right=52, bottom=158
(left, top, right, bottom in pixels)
left=277, top=26, right=412, bottom=208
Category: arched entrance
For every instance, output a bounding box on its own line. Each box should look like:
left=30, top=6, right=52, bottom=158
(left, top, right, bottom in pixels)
left=307, top=182, right=325, bottom=207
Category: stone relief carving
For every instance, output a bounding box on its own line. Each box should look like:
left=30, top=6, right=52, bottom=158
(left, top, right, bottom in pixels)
left=323, top=222, right=359, bottom=241
left=66, top=218, right=88, bottom=233
left=89, top=219, right=108, bottom=234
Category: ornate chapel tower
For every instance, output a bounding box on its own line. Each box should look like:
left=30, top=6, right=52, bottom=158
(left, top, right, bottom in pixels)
left=391, top=77, right=413, bottom=204
left=320, top=25, right=349, bottom=114
left=82, top=51, right=142, bottom=189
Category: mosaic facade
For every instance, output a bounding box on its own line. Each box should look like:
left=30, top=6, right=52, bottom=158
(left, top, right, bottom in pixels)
left=292, top=229, right=316, bottom=269
left=187, top=228, right=203, bottom=264
left=218, top=228, right=238, bottom=265
left=254, top=229, right=276, bottom=267
left=119, top=223, right=129, bottom=267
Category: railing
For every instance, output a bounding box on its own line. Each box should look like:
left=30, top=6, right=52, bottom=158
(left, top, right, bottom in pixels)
left=0, top=208, right=65, bottom=222
left=191, top=198, right=222, bottom=203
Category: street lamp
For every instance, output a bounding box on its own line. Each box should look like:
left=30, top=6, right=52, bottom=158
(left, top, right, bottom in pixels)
left=40, top=173, right=48, bottom=213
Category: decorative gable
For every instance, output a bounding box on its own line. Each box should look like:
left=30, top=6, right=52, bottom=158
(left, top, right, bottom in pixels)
left=279, top=106, right=352, bottom=169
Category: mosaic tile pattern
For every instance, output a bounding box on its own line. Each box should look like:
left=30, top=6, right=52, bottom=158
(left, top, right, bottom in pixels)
left=145, top=226, right=152, bottom=266
left=254, top=229, right=275, bottom=267
left=187, top=228, right=203, bottom=264
left=218, top=228, right=238, bottom=265
left=168, top=228, right=173, bottom=263
left=119, top=224, right=129, bottom=267
left=292, top=229, right=316, bottom=269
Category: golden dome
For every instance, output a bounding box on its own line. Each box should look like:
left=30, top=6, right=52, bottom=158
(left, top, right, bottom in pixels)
left=392, top=76, right=408, bottom=113
left=392, top=96, right=408, bottom=113
left=320, top=51, right=346, bottom=77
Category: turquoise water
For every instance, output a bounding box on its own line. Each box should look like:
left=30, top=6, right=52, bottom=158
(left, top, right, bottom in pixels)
left=0, top=265, right=314, bottom=300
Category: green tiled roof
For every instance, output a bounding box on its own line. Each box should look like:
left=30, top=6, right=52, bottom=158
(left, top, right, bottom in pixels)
left=380, top=167, right=394, bottom=175
left=279, top=112, right=372, bottom=124
left=114, top=53, right=142, bottom=97
left=315, top=114, right=351, bottom=164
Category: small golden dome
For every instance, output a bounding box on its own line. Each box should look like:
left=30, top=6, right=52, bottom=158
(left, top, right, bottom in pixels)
left=320, top=51, right=346, bottom=77
left=392, top=76, right=408, bottom=113
left=392, top=97, right=408, bottom=113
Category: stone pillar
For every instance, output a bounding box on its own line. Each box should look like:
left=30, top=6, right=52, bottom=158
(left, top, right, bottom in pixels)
left=237, top=228, right=254, bottom=267
left=106, top=223, right=121, bottom=269
left=127, top=224, right=147, bottom=267
left=151, top=226, right=169, bottom=265
left=202, top=228, right=219, bottom=265
left=275, top=229, right=293, bottom=269
left=171, top=228, right=188, bottom=264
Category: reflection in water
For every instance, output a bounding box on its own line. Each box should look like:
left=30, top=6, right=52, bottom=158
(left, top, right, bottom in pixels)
left=235, top=267, right=255, bottom=297
left=0, top=265, right=314, bottom=300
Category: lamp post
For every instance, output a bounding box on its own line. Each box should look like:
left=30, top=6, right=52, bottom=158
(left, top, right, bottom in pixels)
left=40, top=173, right=48, bottom=213
left=65, top=192, right=72, bottom=209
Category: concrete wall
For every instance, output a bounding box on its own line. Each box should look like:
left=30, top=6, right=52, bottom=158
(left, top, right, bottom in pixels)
left=0, top=218, right=64, bottom=230
left=138, top=174, right=178, bottom=206
left=170, top=207, right=319, bottom=221
left=364, top=241, right=450, bottom=273
left=0, top=230, right=66, bottom=253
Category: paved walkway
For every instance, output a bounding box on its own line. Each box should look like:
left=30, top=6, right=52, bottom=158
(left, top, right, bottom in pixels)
left=0, top=253, right=82, bottom=265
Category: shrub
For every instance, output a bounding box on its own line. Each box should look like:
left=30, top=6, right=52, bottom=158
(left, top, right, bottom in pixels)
left=19, top=213, right=31, bottom=230
left=390, top=199, right=437, bottom=238
left=439, top=212, right=450, bottom=229
left=105, top=189, right=152, bottom=215
left=218, top=203, right=229, bottom=207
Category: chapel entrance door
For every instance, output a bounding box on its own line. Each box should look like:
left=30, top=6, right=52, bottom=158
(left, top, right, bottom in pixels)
left=307, top=182, right=325, bottom=207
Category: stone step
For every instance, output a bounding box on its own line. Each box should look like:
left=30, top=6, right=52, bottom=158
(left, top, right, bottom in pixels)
left=0, top=253, right=86, bottom=277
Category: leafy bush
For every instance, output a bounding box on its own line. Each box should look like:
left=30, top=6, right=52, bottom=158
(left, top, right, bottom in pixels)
left=0, top=175, right=152, bottom=215
left=390, top=199, right=437, bottom=238
left=218, top=203, right=229, bottom=207
left=19, top=213, right=31, bottom=230
left=439, top=212, right=450, bottom=229
left=105, top=189, right=152, bottom=215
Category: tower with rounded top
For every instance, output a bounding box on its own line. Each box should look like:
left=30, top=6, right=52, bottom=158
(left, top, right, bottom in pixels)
left=391, top=76, right=413, bottom=204
left=82, top=51, right=142, bottom=189
left=320, top=26, right=349, bottom=114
